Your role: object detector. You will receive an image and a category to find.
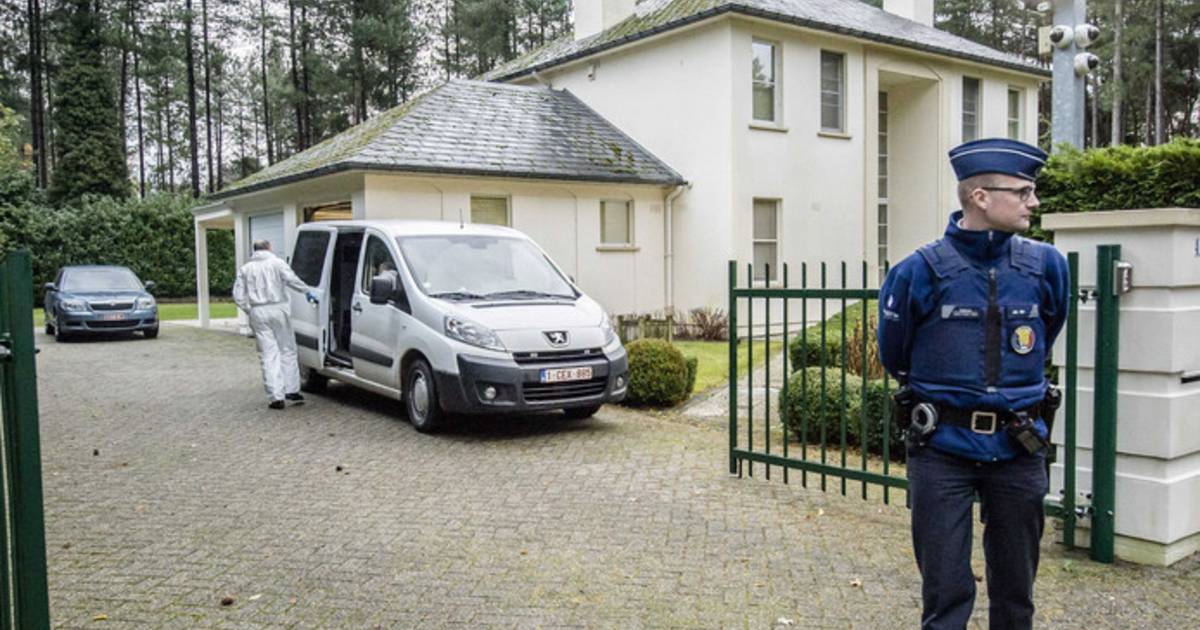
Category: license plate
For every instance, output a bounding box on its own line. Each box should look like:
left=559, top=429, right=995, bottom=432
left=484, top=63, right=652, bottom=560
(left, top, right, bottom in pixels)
left=539, top=367, right=593, bottom=383
left=101, top=313, right=127, bottom=321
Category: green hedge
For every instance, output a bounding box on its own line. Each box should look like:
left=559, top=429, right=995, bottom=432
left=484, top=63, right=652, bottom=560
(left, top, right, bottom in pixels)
left=623, top=339, right=694, bottom=407
left=779, top=367, right=903, bottom=461
left=1034, top=139, right=1200, bottom=240
left=0, top=193, right=234, bottom=298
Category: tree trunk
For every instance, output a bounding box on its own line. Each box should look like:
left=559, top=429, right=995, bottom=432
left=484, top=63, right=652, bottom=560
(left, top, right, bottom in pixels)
left=202, top=0, right=213, bottom=192
left=353, top=0, right=366, bottom=125
left=288, top=0, right=305, bottom=151
left=259, top=0, right=274, bottom=165
left=27, top=0, right=48, bottom=188
left=300, top=1, right=312, bottom=147
left=215, top=84, right=224, bottom=190
left=165, top=78, right=176, bottom=193
left=1153, top=0, right=1164, bottom=145
left=119, top=6, right=129, bottom=163
left=131, top=0, right=145, bottom=197
left=186, top=0, right=200, bottom=197
left=1111, top=0, right=1123, bottom=146
left=155, top=81, right=165, bottom=190
left=1145, top=82, right=1153, bottom=146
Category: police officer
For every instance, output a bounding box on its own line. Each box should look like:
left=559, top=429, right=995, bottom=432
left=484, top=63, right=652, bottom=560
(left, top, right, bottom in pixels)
left=877, top=138, right=1070, bottom=629
left=233, top=239, right=316, bottom=410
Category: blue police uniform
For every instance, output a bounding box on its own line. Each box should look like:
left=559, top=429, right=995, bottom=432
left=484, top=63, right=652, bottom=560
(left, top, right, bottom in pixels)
left=878, top=138, right=1070, bottom=630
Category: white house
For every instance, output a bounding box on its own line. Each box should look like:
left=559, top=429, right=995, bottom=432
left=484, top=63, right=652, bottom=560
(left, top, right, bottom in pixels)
left=193, top=0, right=1048, bottom=326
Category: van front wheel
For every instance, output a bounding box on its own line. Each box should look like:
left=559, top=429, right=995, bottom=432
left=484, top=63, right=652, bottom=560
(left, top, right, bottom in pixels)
left=405, top=359, right=444, bottom=433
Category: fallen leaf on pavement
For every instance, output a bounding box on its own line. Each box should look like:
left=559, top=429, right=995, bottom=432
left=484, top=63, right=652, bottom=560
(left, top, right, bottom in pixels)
left=93, top=613, right=108, bottom=621
left=248, top=594, right=262, bottom=601
left=220, top=596, right=235, bottom=606
left=850, top=578, right=863, bottom=588
left=776, top=617, right=794, bottom=626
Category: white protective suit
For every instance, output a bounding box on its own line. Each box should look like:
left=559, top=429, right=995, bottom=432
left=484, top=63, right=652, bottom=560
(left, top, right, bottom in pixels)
left=232, top=250, right=310, bottom=402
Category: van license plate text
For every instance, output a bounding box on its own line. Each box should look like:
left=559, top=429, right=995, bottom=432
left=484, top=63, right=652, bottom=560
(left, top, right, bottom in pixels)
left=540, top=367, right=593, bottom=383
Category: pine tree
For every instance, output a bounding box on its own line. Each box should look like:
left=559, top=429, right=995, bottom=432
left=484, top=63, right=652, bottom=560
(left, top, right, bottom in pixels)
left=49, top=0, right=130, bottom=204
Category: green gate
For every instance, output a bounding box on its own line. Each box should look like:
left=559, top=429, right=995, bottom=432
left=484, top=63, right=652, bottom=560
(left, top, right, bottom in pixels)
left=727, top=248, right=1121, bottom=561
left=0, top=250, right=51, bottom=628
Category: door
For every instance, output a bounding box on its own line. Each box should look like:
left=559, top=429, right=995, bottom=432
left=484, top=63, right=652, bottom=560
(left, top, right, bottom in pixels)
left=350, top=232, right=407, bottom=388
left=289, top=227, right=337, bottom=368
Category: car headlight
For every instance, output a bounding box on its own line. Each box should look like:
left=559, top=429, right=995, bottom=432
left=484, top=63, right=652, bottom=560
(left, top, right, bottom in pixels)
left=600, top=313, right=618, bottom=346
left=444, top=315, right=506, bottom=352
left=60, top=299, right=88, bottom=312
left=135, top=296, right=156, bottom=310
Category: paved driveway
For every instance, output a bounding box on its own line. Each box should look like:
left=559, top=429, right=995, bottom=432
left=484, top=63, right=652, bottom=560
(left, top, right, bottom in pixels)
left=36, top=326, right=1197, bottom=628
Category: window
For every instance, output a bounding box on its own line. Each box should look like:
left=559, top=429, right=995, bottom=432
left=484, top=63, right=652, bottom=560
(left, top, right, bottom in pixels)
left=360, top=234, right=398, bottom=293
left=877, top=91, right=889, bottom=284
left=471, top=196, right=510, bottom=226
left=752, top=199, right=779, bottom=282
left=600, top=200, right=633, bottom=245
left=820, top=51, right=845, bottom=132
left=291, top=231, right=331, bottom=286
left=752, top=39, right=779, bottom=122
left=962, top=77, right=980, bottom=142
left=1007, top=88, right=1022, bottom=140
left=303, top=201, right=352, bottom=223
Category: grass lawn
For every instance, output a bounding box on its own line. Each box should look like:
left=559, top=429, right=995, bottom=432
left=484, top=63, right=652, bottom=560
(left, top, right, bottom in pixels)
left=675, top=339, right=777, bottom=394
left=33, top=302, right=239, bottom=328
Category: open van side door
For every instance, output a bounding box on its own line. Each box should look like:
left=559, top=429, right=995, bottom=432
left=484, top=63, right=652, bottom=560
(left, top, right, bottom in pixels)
left=289, top=226, right=338, bottom=369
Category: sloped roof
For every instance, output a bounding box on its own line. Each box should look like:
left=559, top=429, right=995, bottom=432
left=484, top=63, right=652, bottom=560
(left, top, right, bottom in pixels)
left=214, top=80, right=685, bottom=199
left=484, top=0, right=1049, bottom=82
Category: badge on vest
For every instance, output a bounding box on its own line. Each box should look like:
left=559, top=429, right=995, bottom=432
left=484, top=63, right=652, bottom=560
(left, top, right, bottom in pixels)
left=1012, top=325, right=1036, bottom=354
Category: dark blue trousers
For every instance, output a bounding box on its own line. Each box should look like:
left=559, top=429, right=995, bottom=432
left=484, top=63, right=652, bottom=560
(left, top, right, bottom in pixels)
left=907, top=445, right=1047, bottom=630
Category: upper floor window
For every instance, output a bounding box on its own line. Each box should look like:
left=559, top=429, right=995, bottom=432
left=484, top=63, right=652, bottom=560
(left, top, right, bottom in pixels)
left=1007, top=88, right=1023, bottom=140
left=820, top=50, right=846, bottom=133
left=471, top=195, right=510, bottom=226
left=962, top=77, right=981, bottom=142
left=600, top=200, right=633, bottom=245
left=752, top=39, right=779, bottom=122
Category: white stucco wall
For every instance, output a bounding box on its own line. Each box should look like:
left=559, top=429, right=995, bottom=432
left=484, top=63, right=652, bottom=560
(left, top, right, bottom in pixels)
left=362, top=173, right=670, bottom=317
left=511, top=14, right=1044, bottom=317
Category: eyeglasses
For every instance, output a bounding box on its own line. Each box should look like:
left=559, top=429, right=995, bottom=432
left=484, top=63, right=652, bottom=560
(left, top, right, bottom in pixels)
left=980, top=186, right=1037, bottom=202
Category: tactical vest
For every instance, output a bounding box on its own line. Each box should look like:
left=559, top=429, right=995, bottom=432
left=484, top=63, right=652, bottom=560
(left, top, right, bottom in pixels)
left=908, top=236, right=1047, bottom=398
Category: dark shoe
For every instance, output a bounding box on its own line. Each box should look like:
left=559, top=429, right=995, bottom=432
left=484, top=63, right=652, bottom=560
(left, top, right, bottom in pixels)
left=268, top=400, right=285, bottom=410
left=285, top=393, right=305, bottom=402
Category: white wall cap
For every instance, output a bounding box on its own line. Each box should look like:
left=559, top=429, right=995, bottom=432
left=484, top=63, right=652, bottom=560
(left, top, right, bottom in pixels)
left=1044, top=207, right=1200, bottom=230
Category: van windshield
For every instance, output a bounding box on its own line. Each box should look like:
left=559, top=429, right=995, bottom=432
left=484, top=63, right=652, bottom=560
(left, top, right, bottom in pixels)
left=397, top=235, right=576, bottom=300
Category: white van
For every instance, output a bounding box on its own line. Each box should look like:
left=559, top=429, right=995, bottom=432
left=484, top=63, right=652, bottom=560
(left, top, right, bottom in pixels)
left=287, top=220, right=629, bottom=431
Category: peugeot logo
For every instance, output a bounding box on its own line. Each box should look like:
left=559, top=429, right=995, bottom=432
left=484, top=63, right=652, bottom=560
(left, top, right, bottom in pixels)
left=544, top=331, right=569, bottom=347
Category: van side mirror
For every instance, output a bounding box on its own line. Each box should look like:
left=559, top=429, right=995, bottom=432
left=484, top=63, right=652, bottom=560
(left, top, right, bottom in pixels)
left=44, top=282, right=57, bottom=292
left=144, top=280, right=156, bottom=291
left=370, top=271, right=403, bottom=305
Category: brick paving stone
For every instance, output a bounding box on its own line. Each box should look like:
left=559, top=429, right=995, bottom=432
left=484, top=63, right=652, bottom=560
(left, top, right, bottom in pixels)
left=34, top=325, right=1199, bottom=628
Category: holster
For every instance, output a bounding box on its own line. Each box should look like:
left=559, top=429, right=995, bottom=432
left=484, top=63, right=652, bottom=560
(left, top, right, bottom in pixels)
left=891, top=384, right=916, bottom=432
left=1040, top=384, right=1063, bottom=461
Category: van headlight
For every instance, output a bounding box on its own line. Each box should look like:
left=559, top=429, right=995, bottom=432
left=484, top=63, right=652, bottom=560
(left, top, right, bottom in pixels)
left=444, top=315, right=506, bottom=352
left=60, top=299, right=88, bottom=312
left=600, top=313, right=618, bottom=346
left=135, top=296, right=156, bottom=310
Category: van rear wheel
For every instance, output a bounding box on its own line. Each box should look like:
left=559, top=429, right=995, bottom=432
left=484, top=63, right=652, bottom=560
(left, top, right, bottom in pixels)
left=299, top=366, right=328, bottom=394
left=405, top=359, right=444, bottom=433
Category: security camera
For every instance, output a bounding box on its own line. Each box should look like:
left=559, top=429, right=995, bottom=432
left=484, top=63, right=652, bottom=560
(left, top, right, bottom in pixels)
left=1049, top=25, right=1074, bottom=49
left=1074, top=24, right=1100, bottom=48
left=1074, top=52, right=1100, bottom=76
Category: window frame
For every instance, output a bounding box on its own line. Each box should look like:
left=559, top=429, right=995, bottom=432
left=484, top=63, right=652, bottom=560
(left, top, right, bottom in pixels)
left=752, top=198, right=781, bottom=283
left=962, top=76, right=981, bottom=142
left=877, top=91, right=889, bottom=285
left=1007, top=87, right=1023, bottom=140
left=820, top=50, right=847, bottom=134
left=359, top=232, right=400, bottom=294
left=599, top=199, right=634, bottom=246
left=751, top=38, right=782, bottom=124
left=470, top=195, right=512, bottom=226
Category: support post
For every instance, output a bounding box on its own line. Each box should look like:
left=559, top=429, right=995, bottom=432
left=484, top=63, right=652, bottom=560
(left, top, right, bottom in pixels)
left=1091, top=244, right=1121, bottom=563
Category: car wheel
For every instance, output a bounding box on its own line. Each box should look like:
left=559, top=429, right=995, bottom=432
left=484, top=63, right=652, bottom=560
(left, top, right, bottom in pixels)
left=44, top=317, right=53, bottom=335
left=53, top=316, right=71, bottom=342
left=299, top=366, right=327, bottom=394
left=143, top=326, right=159, bottom=339
left=562, top=404, right=602, bottom=421
left=405, top=358, right=444, bottom=433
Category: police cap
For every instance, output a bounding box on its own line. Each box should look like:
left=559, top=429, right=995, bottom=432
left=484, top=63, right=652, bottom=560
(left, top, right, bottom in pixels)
left=948, top=138, right=1048, bottom=182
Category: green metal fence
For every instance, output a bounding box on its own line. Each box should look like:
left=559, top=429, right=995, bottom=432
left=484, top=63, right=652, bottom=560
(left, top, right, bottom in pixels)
left=727, top=250, right=1119, bottom=560
left=0, top=250, right=51, bottom=629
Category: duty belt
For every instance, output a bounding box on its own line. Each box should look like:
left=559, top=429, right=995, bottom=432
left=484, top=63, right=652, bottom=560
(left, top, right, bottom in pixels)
left=932, top=403, right=1041, bottom=435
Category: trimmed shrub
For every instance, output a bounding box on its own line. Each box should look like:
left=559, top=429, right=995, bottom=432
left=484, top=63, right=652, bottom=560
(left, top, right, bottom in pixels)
left=623, top=339, right=690, bottom=407
left=684, top=356, right=698, bottom=395
left=859, top=379, right=905, bottom=461
left=779, top=367, right=863, bottom=443
left=787, top=326, right=844, bottom=372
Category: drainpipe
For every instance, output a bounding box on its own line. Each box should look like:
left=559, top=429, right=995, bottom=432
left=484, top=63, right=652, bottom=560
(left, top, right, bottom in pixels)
left=664, top=183, right=689, bottom=320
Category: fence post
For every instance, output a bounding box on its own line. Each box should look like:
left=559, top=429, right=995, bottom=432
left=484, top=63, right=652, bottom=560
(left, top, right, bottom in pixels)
left=728, top=260, right=738, bottom=475
left=1091, top=245, right=1121, bottom=563
left=1063, top=252, right=1080, bottom=549
left=0, top=250, right=52, bottom=628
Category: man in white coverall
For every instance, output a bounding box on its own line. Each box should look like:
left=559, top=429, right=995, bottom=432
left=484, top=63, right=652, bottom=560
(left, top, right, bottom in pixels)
left=232, top=239, right=315, bottom=409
